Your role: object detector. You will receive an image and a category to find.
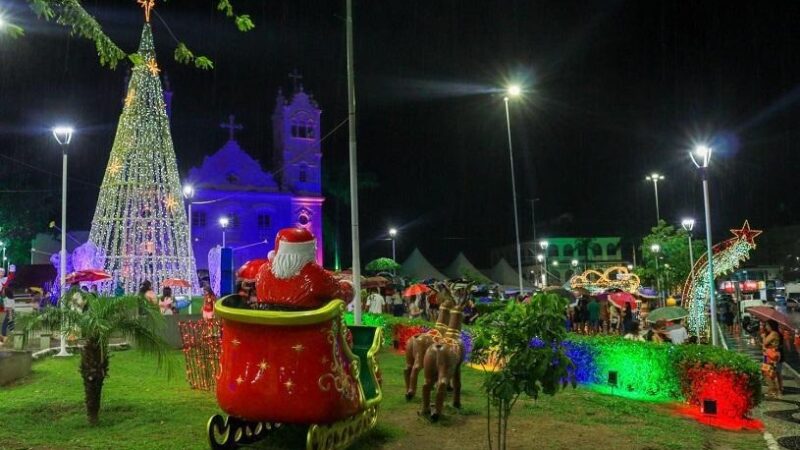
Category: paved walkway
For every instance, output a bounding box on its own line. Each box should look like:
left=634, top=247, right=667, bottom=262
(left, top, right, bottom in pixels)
left=723, top=328, right=800, bottom=449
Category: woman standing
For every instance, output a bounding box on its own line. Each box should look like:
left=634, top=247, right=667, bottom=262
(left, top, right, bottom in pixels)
left=159, top=286, right=174, bottom=315
left=202, top=286, right=217, bottom=320
left=622, top=303, right=634, bottom=334
left=0, top=287, right=15, bottom=344
left=762, top=320, right=784, bottom=398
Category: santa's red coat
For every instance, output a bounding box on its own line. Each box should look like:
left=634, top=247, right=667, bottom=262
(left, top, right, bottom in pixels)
left=256, top=261, right=350, bottom=310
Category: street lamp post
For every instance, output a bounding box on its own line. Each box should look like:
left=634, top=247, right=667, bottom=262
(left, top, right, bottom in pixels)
left=536, top=254, right=544, bottom=287
left=182, top=185, right=195, bottom=303
left=388, top=228, right=397, bottom=262
left=52, top=125, right=74, bottom=357
left=645, top=172, right=665, bottom=223
left=504, top=85, right=524, bottom=294
left=690, top=145, right=718, bottom=346
left=219, top=217, right=229, bottom=248
left=681, top=218, right=696, bottom=276
left=650, top=243, right=661, bottom=307
left=540, top=240, right=549, bottom=287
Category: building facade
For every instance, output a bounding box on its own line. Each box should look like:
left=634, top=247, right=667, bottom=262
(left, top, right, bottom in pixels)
left=187, top=82, right=324, bottom=272
left=491, top=237, right=629, bottom=285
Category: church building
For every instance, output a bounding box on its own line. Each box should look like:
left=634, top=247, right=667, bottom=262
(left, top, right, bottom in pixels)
left=186, top=77, right=324, bottom=272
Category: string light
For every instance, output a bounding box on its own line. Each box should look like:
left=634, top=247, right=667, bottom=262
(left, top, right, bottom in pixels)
left=178, top=319, right=222, bottom=390
left=88, top=24, right=196, bottom=294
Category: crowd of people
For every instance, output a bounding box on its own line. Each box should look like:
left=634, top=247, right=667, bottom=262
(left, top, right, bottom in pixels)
left=354, top=286, right=481, bottom=325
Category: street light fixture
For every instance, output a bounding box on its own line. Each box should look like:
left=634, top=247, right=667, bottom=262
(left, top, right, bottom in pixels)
left=571, top=259, right=578, bottom=267
left=503, top=84, right=525, bottom=294
left=219, top=216, right=230, bottom=248
left=681, top=218, right=696, bottom=276
left=690, top=144, right=718, bottom=346
left=52, top=124, right=74, bottom=358
left=645, top=172, right=665, bottom=223
left=539, top=240, right=549, bottom=286
left=388, top=228, right=398, bottom=262
left=650, top=243, right=662, bottom=306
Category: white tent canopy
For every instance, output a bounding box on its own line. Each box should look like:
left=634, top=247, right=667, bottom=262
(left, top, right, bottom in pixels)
left=399, top=248, right=447, bottom=281
left=487, top=257, right=533, bottom=289
left=444, top=252, right=490, bottom=282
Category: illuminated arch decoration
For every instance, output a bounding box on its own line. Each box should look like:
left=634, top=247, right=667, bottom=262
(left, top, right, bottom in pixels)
left=682, top=221, right=762, bottom=337
left=569, top=266, right=640, bottom=293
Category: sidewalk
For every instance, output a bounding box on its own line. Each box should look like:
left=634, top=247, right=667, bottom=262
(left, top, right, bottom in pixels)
left=724, top=329, right=800, bottom=449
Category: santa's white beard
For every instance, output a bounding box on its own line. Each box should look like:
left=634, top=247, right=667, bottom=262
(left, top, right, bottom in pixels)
left=271, top=249, right=315, bottom=279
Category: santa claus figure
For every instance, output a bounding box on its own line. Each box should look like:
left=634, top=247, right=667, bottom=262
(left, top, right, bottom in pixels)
left=255, top=227, right=350, bottom=310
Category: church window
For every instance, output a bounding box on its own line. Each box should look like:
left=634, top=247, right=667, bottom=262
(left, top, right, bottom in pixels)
left=298, top=214, right=310, bottom=226
left=299, top=164, right=308, bottom=183
left=258, top=214, right=271, bottom=229
left=192, top=212, right=206, bottom=227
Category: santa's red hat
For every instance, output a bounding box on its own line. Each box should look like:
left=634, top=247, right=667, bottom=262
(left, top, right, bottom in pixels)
left=272, top=227, right=316, bottom=258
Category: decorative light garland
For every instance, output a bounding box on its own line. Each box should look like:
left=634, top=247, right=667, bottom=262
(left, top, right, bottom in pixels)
left=682, top=221, right=762, bottom=337
left=88, top=23, right=196, bottom=294
left=178, top=319, right=222, bottom=390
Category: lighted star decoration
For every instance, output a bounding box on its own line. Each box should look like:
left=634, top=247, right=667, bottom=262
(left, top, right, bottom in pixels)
left=124, top=88, right=136, bottom=107
left=235, top=376, right=244, bottom=385
left=258, top=359, right=269, bottom=371
left=292, top=343, right=305, bottom=353
left=682, top=220, right=762, bottom=337
left=164, top=194, right=178, bottom=213
left=138, top=0, right=155, bottom=23
left=146, top=58, right=160, bottom=76
left=107, top=158, right=122, bottom=176
left=284, top=379, right=295, bottom=392
left=729, top=220, right=762, bottom=247
left=320, top=355, right=329, bottom=365
left=231, top=338, right=241, bottom=347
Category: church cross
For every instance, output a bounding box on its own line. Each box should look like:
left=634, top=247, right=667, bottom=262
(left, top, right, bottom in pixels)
left=220, top=114, right=243, bottom=141
left=288, top=69, right=303, bottom=92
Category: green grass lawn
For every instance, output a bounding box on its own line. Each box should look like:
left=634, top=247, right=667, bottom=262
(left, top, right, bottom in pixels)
left=0, top=348, right=765, bottom=450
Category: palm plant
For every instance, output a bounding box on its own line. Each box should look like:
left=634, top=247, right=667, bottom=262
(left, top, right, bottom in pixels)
left=19, top=295, right=171, bottom=425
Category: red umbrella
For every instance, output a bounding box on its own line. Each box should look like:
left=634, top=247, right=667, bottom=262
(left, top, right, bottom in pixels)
left=163, top=278, right=191, bottom=288
left=65, top=269, right=111, bottom=284
left=608, top=291, right=638, bottom=310
left=403, top=283, right=431, bottom=297
left=746, top=306, right=795, bottom=331
left=237, top=259, right=268, bottom=281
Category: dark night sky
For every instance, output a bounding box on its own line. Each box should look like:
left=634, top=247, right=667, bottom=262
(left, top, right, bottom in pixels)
left=2, top=0, right=800, bottom=268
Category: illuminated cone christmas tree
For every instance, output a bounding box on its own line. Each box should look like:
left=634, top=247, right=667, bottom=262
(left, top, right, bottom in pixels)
left=89, top=23, right=195, bottom=293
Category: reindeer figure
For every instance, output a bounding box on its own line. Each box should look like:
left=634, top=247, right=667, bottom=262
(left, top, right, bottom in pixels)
left=405, top=282, right=471, bottom=422
left=403, top=283, right=454, bottom=400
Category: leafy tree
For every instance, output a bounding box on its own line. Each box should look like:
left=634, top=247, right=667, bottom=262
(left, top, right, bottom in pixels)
left=636, top=220, right=706, bottom=294
left=15, top=0, right=253, bottom=69
left=364, top=257, right=400, bottom=272
left=19, top=295, right=171, bottom=425
left=470, top=294, right=574, bottom=450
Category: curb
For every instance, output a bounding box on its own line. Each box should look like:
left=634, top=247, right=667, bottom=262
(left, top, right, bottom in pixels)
left=763, top=431, right=780, bottom=450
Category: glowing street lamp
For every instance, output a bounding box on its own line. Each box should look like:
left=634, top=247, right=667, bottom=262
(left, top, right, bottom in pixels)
left=571, top=259, right=579, bottom=268
left=52, top=125, right=74, bottom=358
left=650, top=243, right=662, bottom=305
left=388, top=228, right=398, bottom=262
left=503, top=84, right=525, bottom=293
left=539, top=240, right=549, bottom=286
left=219, top=216, right=230, bottom=248
left=182, top=184, right=196, bottom=298
left=681, top=218, right=696, bottom=276
left=690, top=144, right=718, bottom=346
left=645, top=172, right=665, bottom=223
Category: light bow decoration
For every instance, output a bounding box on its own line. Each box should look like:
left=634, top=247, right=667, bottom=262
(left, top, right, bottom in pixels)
left=569, top=266, right=641, bottom=293
left=682, top=221, right=762, bottom=337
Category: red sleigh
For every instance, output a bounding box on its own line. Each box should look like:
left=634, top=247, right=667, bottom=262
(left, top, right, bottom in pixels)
left=207, top=296, right=383, bottom=450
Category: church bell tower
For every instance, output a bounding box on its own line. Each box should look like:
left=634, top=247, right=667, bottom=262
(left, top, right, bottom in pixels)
left=272, top=70, right=322, bottom=195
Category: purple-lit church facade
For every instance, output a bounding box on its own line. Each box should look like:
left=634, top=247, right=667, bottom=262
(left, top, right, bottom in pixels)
left=186, top=84, right=324, bottom=271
